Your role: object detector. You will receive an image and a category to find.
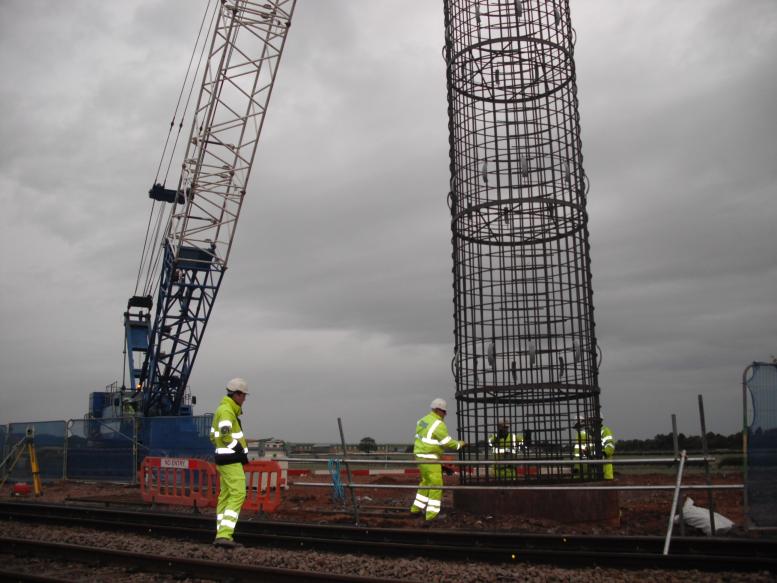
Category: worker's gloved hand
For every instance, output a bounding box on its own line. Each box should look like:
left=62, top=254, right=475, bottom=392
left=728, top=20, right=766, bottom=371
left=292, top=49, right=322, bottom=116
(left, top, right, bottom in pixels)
left=240, top=451, right=249, bottom=465
left=458, top=440, right=467, bottom=449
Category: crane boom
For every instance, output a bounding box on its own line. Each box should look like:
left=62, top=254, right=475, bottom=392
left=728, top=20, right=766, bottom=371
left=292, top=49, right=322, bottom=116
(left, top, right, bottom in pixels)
left=125, top=0, right=296, bottom=416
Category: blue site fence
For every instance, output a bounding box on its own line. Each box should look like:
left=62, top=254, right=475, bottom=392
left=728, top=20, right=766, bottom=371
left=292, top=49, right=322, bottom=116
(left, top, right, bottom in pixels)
left=0, top=415, right=213, bottom=483
left=744, top=361, right=777, bottom=529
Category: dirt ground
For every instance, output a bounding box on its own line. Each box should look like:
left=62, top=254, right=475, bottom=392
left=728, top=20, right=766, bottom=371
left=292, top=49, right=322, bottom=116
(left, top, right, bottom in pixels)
left=2, top=467, right=748, bottom=537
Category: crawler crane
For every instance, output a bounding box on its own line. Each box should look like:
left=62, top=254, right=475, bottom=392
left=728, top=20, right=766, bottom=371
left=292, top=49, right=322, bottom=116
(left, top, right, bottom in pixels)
left=89, top=1, right=296, bottom=422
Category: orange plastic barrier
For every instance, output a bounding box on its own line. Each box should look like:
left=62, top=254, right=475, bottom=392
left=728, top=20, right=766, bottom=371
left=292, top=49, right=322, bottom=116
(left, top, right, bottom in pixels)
left=139, top=457, right=218, bottom=509
left=138, top=457, right=285, bottom=513
left=242, top=460, right=283, bottom=513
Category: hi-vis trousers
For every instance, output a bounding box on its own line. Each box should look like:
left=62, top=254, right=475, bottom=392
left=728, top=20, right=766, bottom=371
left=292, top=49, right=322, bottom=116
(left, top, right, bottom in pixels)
left=410, top=460, right=442, bottom=520
left=216, top=463, right=246, bottom=540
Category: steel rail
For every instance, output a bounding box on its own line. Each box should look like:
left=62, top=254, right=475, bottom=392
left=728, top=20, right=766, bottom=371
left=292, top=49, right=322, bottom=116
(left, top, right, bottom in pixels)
left=1, top=501, right=775, bottom=572
left=291, top=482, right=743, bottom=492
left=0, top=536, right=405, bottom=583
left=0, top=569, right=67, bottom=583
left=279, top=456, right=717, bottom=466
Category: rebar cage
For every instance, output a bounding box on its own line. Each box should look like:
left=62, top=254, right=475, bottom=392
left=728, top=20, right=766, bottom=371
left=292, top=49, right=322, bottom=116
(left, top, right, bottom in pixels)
left=443, top=0, right=602, bottom=482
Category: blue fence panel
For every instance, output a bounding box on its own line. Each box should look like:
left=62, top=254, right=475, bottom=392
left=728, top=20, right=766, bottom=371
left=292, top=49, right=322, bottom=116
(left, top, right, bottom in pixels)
left=7, top=421, right=66, bottom=481
left=746, top=362, right=777, bottom=528
left=66, top=418, right=136, bottom=482
left=140, top=415, right=214, bottom=461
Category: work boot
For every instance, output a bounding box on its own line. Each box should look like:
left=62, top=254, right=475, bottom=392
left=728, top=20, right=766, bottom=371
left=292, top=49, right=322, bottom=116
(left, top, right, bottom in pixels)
left=213, top=538, right=243, bottom=549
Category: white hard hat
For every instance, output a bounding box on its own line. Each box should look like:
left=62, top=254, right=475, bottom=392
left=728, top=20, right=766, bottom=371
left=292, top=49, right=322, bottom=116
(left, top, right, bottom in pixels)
left=430, top=398, right=447, bottom=412
left=226, top=378, right=249, bottom=395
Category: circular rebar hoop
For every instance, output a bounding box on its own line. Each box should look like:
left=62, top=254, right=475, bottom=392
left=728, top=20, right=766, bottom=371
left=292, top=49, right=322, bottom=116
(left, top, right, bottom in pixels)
left=443, top=0, right=602, bottom=483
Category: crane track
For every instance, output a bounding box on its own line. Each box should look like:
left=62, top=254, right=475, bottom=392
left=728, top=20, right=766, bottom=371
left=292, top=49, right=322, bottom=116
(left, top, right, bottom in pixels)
left=1, top=501, right=775, bottom=572
left=0, top=537, right=405, bottom=583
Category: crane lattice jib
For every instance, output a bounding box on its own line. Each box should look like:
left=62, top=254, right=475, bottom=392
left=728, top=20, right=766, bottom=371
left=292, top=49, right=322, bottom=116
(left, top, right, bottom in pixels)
left=142, top=0, right=296, bottom=416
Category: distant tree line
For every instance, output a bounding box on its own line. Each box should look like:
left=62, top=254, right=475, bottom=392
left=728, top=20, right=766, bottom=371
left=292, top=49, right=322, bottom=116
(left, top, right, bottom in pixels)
left=618, top=431, right=743, bottom=453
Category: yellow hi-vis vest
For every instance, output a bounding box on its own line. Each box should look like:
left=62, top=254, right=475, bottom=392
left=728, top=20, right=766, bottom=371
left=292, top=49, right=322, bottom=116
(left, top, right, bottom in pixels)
left=574, top=427, right=615, bottom=458
left=488, top=433, right=524, bottom=457
left=413, top=411, right=462, bottom=459
left=210, top=396, right=249, bottom=465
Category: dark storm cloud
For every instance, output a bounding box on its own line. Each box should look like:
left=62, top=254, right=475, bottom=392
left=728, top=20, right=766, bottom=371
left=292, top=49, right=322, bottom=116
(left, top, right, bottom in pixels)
left=1, top=1, right=774, bottom=443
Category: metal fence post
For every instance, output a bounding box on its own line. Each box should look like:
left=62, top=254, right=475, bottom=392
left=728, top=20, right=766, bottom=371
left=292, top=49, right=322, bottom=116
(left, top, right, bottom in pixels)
left=671, top=414, right=679, bottom=459
left=62, top=420, right=69, bottom=480
left=742, top=363, right=752, bottom=531
left=670, top=414, right=684, bottom=536
left=337, top=417, right=359, bottom=524
left=698, top=394, right=716, bottom=536
left=663, top=450, right=686, bottom=555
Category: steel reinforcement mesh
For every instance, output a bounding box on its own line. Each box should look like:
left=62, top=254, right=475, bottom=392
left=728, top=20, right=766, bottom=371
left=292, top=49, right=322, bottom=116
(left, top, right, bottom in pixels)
left=745, top=362, right=777, bottom=527
left=443, top=0, right=602, bottom=483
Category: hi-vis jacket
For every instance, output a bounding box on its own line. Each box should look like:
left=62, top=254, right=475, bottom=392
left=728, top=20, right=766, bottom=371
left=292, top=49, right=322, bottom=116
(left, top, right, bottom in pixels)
left=488, top=433, right=524, bottom=456
left=601, top=426, right=615, bottom=458
left=210, top=396, right=249, bottom=466
left=574, top=426, right=615, bottom=458
left=413, top=411, right=463, bottom=460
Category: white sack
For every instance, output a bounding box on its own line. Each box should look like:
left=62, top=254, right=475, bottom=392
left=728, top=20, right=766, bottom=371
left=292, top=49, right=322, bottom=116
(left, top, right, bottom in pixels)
left=674, top=496, right=734, bottom=535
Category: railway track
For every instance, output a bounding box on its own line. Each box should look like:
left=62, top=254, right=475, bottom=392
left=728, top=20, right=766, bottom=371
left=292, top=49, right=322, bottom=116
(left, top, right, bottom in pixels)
left=1, top=501, right=774, bottom=572
left=0, top=536, right=410, bottom=583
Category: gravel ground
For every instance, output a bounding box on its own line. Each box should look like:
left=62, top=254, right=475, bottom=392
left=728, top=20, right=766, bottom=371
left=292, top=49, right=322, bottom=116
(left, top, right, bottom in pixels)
left=1, top=472, right=769, bottom=582
left=2, top=470, right=746, bottom=536
left=1, top=519, right=774, bottom=582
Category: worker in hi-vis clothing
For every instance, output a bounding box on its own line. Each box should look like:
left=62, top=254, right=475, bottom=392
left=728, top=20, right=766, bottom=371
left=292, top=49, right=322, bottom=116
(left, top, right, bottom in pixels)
left=488, top=419, right=523, bottom=479
left=411, top=398, right=465, bottom=521
left=601, top=424, right=615, bottom=480
left=210, top=378, right=250, bottom=548
left=574, top=417, right=616, bottom=480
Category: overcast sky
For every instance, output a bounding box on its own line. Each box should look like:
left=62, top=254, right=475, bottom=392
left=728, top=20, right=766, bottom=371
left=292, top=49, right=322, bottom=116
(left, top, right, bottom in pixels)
left=1, top=1, right=775, bottom=444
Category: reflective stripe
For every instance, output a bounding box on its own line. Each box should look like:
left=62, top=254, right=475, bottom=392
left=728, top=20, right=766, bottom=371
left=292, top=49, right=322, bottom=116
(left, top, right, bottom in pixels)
left=427, top=420, right=441, bottom=436
left=455, top=441, right=462, bottom=450
left=224, top=509, right=239, bottom=518
left=413, top=500, right=426, bottom=510
left=427, top=499, right=441, bottom=508
left=217, top=513, right=224, bottom=520
left=415, top=493, right=430, bottom=503
left=416, top=453, right=440, bottom=459
left=220, top=518, right=237, bottom=529
left=243, top=447, right=249, bottom=454
left=218, top=420, right=233, bottom=429
left=601, top=436, right=614, bottom=444
left=226, top=439, right=237, bottom=449
left=439, top=436, right=452, bottom=445
left=231, top=431, right=244, bottom=439
left=215, top=447, right=235, bottom=454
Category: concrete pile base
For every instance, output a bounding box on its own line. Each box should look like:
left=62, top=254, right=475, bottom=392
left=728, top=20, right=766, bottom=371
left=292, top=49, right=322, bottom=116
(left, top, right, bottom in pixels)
left=454, top=485, right=620, bottom=525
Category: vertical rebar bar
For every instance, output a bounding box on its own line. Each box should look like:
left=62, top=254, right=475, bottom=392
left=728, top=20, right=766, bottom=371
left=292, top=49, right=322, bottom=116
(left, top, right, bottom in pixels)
left=444, top=0, right=600, bottom=483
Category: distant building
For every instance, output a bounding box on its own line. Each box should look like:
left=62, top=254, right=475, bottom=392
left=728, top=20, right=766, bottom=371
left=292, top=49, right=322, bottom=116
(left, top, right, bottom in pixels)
left=247, top=437, right=288, bottom=459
